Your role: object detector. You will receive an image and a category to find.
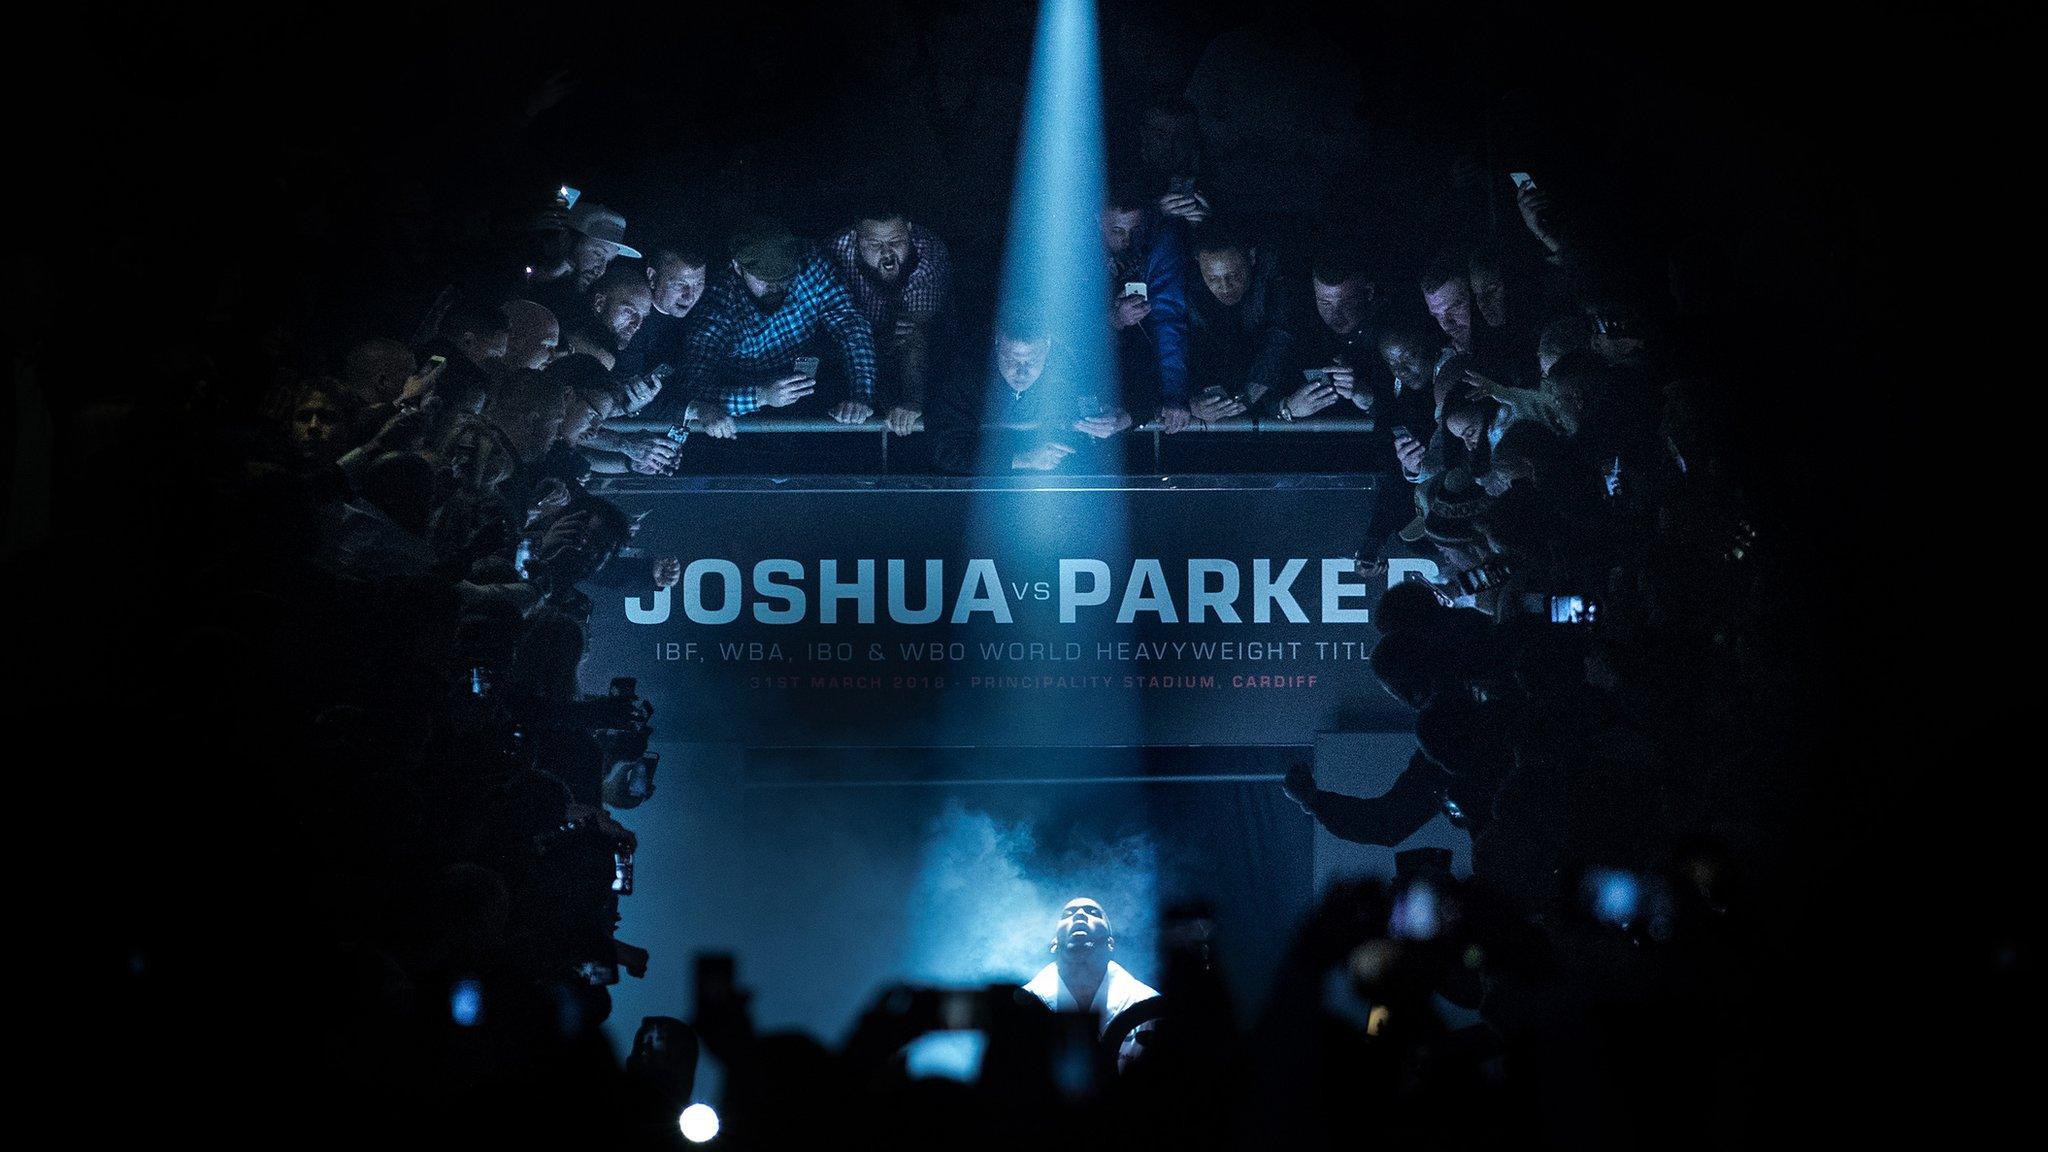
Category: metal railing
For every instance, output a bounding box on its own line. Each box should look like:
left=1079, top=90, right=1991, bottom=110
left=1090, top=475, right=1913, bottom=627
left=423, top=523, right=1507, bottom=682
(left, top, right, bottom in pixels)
left=604, top=414, right=1382, bottom=474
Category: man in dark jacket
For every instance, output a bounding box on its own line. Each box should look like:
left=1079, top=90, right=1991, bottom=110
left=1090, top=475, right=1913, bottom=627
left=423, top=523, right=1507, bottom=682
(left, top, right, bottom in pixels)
left=928, top=316, right=1131, bottom=474
left=1185, top=222, right=1298, bottom=423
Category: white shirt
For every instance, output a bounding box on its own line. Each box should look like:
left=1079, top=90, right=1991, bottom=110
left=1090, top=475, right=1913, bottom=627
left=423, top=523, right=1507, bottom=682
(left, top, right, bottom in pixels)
left=1022, top=960, right=1160, bottom=1036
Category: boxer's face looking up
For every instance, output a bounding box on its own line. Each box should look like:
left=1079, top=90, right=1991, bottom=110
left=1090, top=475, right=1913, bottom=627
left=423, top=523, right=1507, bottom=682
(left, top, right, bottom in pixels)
left=1054, top=897, right=1113, bottom=954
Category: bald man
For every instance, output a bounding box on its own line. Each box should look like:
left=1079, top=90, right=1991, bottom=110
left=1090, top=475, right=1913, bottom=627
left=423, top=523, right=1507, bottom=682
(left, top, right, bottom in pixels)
left=501, top=300, right=562, bottom=372
left=1022, top=897, right=1159, bottom=1042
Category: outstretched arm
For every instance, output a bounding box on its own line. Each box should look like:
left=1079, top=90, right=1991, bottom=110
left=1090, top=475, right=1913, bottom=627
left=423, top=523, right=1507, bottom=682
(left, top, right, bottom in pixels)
left=1282, top=760, right=1448, bottom=847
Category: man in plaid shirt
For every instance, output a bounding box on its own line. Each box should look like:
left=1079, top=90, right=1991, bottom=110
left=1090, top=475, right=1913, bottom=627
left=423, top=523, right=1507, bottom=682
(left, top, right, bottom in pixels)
left=679, top=219, right=879, bottom=424
left=828, top=205, right=955, bottom=436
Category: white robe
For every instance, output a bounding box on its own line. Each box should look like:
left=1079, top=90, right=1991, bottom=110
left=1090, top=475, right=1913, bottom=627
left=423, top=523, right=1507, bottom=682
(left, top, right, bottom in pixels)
left=1022, top=959, right=1159, bottom=1036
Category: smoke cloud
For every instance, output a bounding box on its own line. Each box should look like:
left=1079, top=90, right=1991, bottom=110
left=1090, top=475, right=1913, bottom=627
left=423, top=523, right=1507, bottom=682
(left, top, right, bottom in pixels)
left=905, top=798, right=1158, bottom=987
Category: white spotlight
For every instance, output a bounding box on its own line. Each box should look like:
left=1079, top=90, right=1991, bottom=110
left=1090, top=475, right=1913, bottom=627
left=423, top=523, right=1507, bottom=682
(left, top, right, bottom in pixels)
left=678, top=1103, right=720, bottom=1143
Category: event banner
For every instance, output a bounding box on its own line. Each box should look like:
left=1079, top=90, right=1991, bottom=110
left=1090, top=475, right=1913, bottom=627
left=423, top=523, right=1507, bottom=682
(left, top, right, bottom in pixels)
left=582, top=474, right=1409, bottom=746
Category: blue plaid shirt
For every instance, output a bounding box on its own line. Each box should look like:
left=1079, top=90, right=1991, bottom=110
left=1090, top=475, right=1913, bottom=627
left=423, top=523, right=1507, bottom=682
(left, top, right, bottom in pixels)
left=679, top=248, right=879, bottom=414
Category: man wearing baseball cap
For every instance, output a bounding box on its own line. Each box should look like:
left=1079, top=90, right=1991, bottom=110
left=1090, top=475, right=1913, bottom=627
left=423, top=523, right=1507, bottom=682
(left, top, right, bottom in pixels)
left=565, top=202, right=643, bottom=288
left=673, top=218, right=879, bottom=425
left=528, top=201, right=645, bottom=326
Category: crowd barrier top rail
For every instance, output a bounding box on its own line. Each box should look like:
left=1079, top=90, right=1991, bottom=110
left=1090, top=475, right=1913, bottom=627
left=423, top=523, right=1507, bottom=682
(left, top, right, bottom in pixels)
left=589, top=472, right=1381, bottom=495
left=606, top=416, right=1378, bottom=436
left=602, top=413, right=1384, bottom=473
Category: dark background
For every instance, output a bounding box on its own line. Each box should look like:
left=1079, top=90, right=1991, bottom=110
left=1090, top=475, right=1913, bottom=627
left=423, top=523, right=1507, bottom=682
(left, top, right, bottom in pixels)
left=9, top=0, right=2018, bottom=1135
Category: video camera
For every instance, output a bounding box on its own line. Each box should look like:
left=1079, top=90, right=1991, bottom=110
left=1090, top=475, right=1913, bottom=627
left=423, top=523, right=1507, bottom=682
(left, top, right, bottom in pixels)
left=592, top=676, right=659, bottom=808
left=531, top=810, right=637, bottom=896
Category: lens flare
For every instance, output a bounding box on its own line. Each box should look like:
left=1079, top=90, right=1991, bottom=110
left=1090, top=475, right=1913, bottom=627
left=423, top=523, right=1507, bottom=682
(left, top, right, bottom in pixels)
left=679, top=1103, right=720, bottom=1143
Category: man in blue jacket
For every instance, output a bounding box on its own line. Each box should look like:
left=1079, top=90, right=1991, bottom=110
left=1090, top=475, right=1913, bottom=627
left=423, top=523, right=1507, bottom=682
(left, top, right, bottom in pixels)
left=1101, top=180, right=1193, bottom=432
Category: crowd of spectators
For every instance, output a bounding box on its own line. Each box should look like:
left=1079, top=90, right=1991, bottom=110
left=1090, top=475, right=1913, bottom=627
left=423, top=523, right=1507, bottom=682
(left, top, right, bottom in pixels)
left=209, top=161, right=1787, bottom=500
left=14, top=2, right=1977, bottom=1148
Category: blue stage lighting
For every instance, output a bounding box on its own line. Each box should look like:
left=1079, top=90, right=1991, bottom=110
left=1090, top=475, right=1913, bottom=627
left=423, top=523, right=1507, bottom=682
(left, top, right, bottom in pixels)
left=449, top=979, right=483, bottom=1027
left=994, top=0, right=1114, bottom=407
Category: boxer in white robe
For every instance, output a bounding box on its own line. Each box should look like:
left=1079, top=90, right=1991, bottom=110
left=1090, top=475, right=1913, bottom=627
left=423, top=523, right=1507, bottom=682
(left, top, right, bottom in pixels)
left=1022, top=896, right=1159, bottom=1065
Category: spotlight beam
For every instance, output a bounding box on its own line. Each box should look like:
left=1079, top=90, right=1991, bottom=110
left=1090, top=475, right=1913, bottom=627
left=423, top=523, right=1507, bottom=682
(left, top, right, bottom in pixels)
left=994, top=0, right=1115, bottom=415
